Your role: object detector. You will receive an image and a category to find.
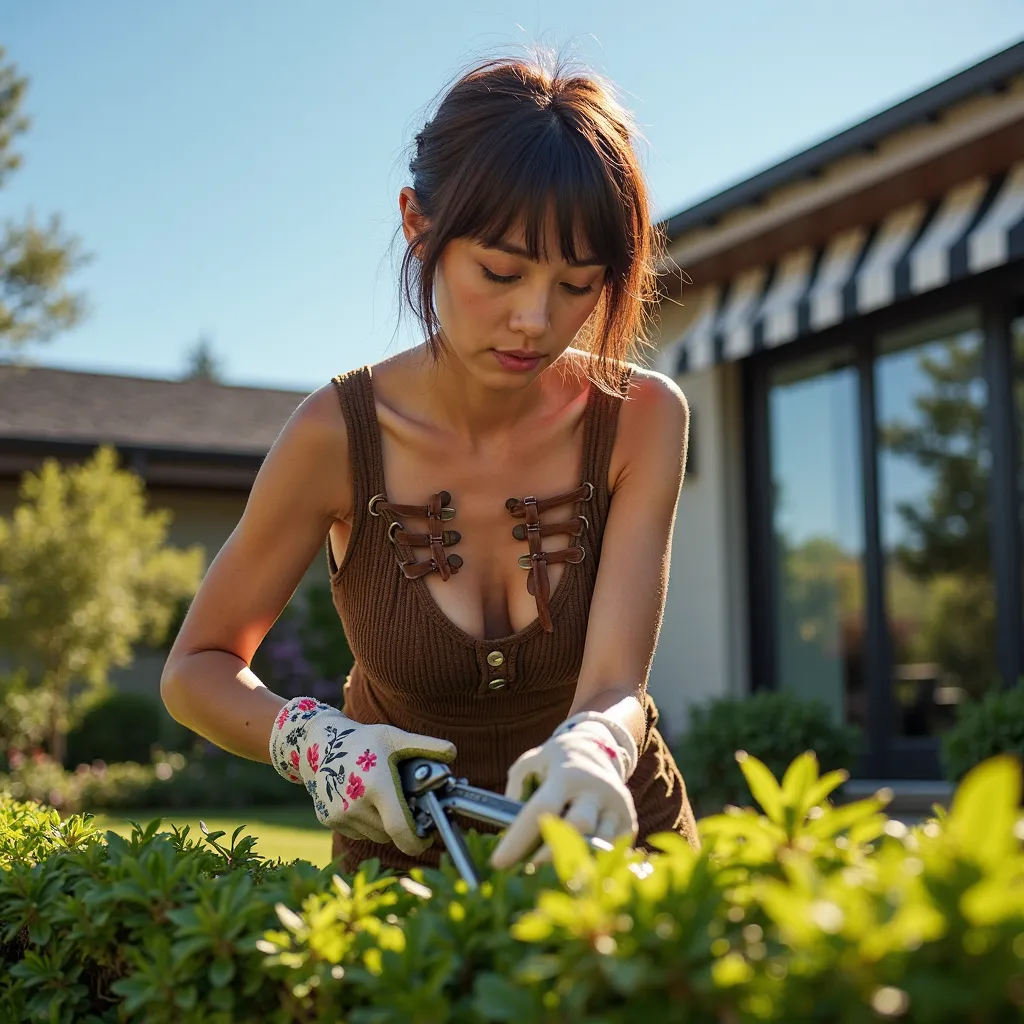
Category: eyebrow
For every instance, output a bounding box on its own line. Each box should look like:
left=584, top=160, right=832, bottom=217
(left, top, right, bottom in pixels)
left=485, top=240, right=604, bottom=268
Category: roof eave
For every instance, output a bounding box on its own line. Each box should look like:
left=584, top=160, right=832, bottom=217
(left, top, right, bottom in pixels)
left=659, top=39, right=1024, bottom=240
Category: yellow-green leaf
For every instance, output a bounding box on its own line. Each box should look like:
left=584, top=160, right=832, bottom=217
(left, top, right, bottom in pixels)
left=781, top=751, right=818, bottom=811
left=735, top=751, right=784, bottom=824
left=947, top=756, right=1022, bottom=869
left=538, top=813, right=593, bottom=884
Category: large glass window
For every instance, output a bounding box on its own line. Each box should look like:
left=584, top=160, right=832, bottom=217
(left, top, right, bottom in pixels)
left=768, top=348, right=866, bottom=730
left=875, top=309, right=995, bottom=739
left=1015, top=313, right=1024, bottom=670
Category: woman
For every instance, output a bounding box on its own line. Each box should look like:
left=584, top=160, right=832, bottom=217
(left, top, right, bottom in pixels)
left=160, top=52, right=699, bottom=877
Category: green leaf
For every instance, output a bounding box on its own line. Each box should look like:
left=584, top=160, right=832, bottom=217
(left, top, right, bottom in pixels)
left=208, top=958, right=235, bottom=988
left=961, top=862, right=1024, bottom=925
left=511, top=911, right=554, bottom=943
left=803, top=768, right=850, bottom=812
left=947, top=755, right=1022, bottom=868
left=806, top=795, right=890, bottom=841
left=538, top=813, right=592, bottom=884
left=173, top=985, right=198, bottom=1010
left=711, top=951, right=754, bottom=987
left=781, top=750, right=818, bottom=810
left=735, top=750, right=784, bottom=823
left=473, top=972, right=540, bottom=1021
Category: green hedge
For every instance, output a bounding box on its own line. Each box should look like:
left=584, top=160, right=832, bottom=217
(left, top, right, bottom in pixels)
left=63, top=692, right=166, bottom=769
left=0, top=748, right=308, bottom=815
left=941, top=680, right=1024, bottom=783
left=673, top=691, right=862, bottom=816
left=3, top=752, right=1023, bottom=1022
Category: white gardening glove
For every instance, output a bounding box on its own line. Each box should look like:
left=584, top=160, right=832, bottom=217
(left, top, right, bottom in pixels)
left=489, top=710, right=639, bottom=871
left=269, top=696, right=456, bottom=857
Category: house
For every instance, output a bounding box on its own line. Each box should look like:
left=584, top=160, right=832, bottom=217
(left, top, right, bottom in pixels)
left=0, top=364, right=315, bottom=695
left=647, top=39, right=1024, bottom=780
left=0, top=364, right=312, bottom=559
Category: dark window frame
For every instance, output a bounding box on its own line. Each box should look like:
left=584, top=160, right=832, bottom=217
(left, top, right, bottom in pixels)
left=743, top=260, right=1024, bottom=779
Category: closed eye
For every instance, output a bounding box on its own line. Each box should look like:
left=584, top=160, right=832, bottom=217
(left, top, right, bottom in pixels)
left=480, top=265, right=595, bottom=296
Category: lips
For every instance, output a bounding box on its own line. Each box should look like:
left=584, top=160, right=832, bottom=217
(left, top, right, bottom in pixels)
left=492, top=349, right=543, bottom=373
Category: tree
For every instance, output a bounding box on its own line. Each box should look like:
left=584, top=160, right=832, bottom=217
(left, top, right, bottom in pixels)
left=0, top=45, right=89, bottom=354
left=182, top=334, right=223, bottom=382
left=0, top=447, right=204, bottom=764
left=878, top=332, right=997, bottom=694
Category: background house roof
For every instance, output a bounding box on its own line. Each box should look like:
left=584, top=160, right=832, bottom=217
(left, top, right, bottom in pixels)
left=0, top=364, right=311, bottom=456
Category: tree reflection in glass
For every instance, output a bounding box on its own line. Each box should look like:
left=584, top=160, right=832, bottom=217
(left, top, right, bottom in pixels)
left=768, top=348, right=866, bottom=732
left=875, top=309, right=994, bottom=739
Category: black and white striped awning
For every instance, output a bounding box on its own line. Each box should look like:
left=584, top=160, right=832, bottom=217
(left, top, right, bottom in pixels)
left=670, top=161, right=1024, bottom=375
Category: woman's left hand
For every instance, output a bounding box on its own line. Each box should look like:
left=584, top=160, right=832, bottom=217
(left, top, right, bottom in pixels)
left=489, top=718, right=638, bottom=870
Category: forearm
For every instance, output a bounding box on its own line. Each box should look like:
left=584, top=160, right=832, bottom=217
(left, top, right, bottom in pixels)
left=567, top=687, right=646, bottom=754
left=160, top=650, right=288, bottom=763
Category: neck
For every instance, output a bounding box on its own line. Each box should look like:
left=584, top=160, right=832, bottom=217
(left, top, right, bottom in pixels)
left=398, top=341, right=576, bottom=445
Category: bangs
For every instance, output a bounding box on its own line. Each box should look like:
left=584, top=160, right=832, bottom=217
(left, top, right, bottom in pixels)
left=438, top=116, right=630, bottom=273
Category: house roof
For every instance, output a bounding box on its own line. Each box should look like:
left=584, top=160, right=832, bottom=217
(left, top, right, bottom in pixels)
left=659, top=39, right=1024, bottom=240
left=0, top=364, right=311, bottom=456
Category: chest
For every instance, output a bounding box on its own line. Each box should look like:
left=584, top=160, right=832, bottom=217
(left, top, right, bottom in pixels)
left=330, top=403, right=593, bottom=642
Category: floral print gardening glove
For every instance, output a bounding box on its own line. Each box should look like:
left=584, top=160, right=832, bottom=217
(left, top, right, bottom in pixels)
left=270, top=696, right=457, bottom=857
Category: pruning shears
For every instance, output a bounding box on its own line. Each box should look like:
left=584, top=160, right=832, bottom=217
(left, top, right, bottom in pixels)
left=398, top=756, right=619, bottom=890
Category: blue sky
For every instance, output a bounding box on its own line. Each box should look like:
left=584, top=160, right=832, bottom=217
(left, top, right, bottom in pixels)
left=4, top=1, right=1023, bottom=391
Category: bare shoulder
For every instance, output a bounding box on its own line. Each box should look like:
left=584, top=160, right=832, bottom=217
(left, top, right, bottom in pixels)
left=563, top=347, right=688, bottom=433
left=621, top=364, right=689, bottom=435
left=610, top=363, right=689, bottom=491
left=260, top=378, right=353, bottom=522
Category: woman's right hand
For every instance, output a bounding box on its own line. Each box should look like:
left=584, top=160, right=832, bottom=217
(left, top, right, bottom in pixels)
left=270, top=696, right=456, bottom=856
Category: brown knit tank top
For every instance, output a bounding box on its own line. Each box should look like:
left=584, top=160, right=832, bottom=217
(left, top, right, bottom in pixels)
left=326, top=364, right=698, bottom=874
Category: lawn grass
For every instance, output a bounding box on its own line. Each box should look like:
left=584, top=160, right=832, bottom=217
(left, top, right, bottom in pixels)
left=90, top=805, right=336, bottom=867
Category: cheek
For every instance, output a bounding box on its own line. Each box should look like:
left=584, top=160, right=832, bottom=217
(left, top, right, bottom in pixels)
left=435, top=264, right=505, bottom=327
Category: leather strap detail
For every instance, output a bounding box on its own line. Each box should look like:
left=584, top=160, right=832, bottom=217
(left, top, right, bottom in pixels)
left=391, top=526, right=461, bottom=548
left=504, top=482, right=592, bottom=633
left=518, top=546, right=586, bottom=569
left=523, top=497, right=552, bottom=631
left=379, top=489, right=460, bottom=581
left=511, top=516, right=586, bottom=541
left=399, top=556, right=463, bottom=580
left=373, top=489, right=456, bottom=521
left=426, top=492, right=450, bottom=581
left=504, top=481, right=593, bottom=517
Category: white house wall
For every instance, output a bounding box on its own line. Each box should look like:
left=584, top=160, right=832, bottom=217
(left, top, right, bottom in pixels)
left=647, top=360, right=749, bottom=741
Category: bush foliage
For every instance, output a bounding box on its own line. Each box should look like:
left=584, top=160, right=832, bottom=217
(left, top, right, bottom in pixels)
left=0, top=747, right=307, bottom=816
left=673, top=691, right=862, bottom=816
left=2, top=751, right=1023, bottom=1022
left=941, top=679, right=1024, bottom=783
left=64, top=692, right=165, bottom=769
left=0, top=446, right=202, bottom=764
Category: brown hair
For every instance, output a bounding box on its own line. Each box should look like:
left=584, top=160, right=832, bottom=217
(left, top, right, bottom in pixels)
left=396, top=49, right=664, bottom=396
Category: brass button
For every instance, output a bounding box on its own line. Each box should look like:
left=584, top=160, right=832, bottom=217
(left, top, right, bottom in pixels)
left=487, top=650, right=504, bottom=667
left=487, top=678, right=507, bottom=691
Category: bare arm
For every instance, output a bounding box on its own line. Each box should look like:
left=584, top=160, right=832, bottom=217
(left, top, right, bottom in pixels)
left=160, top=383, right=352, bottom=763
left=569, top=369, right=689, bottom=750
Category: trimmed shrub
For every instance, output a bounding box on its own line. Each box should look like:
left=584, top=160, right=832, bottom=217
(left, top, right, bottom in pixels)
left=0, top=748, right=307, bottom=816
left=941, top=679, right=1024, bottom=782
left=2, top=753, right=1023, bottom=1022
left=64, top=691, right=164, bottom=769
left=673, top=691, right=861, bottom=816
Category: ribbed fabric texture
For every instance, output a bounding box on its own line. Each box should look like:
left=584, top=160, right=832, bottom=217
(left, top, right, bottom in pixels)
left=326, top=364, right=698, bottom=874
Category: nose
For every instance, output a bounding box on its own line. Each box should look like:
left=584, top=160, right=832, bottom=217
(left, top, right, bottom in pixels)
left=507, top=285, right=550, bottom=338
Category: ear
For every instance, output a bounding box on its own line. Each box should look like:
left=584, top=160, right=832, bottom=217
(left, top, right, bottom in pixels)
left=399, top=187, right=429, bottom=256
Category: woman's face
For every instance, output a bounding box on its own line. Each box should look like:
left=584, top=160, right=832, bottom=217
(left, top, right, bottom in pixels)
left=400, top=188, right=608, bottom=386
